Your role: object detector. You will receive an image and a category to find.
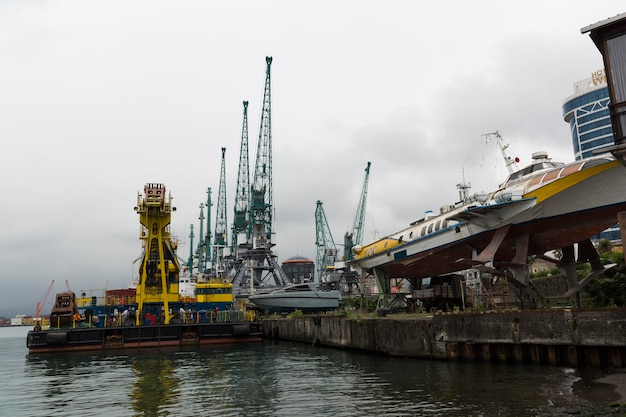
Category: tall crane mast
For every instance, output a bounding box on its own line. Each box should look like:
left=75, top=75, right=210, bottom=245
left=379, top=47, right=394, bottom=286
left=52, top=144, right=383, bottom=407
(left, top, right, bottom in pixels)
left=249, top=56, right=273, bottom=248
left=232, top=100, right=250, bottom=252
left=187, top=223, right=195, bottom=272
left=213, top=147, right=228, bottom=277
left=197, top=202, right=205, bottom=273
left=344, top=161, right=371, bottom=261
left=315, top=200, right=338, bottom=282
left=204, top=187, right=212, bottom=274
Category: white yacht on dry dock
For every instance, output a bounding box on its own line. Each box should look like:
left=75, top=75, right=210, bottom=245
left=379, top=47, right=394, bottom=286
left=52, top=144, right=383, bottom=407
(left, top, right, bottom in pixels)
left=248, top=283, right=340, bottom=314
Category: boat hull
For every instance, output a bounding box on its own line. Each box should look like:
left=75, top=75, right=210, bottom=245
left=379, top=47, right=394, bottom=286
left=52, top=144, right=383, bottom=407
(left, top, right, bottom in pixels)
left=249, top=293, right=340, bottom=314
left=26, top=322, right=262, bottom=354
left=352, top=157, right=626, bottom=279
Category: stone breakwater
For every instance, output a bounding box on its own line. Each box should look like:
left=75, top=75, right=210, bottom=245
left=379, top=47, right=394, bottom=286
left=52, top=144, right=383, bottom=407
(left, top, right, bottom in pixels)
left=262, top=308, right=626, bottom=368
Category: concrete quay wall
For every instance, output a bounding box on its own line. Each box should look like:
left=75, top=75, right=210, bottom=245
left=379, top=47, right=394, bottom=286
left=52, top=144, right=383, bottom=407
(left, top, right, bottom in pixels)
left=262, top=308, right=626, bottom=368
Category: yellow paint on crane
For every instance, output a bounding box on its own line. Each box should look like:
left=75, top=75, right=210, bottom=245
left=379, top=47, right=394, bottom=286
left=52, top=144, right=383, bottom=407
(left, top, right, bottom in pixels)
left=134, top=183, right=181, bottom=325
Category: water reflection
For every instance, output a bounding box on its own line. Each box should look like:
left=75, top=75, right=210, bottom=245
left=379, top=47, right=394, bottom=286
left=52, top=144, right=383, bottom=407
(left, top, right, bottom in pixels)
left=19, top=340, right=605, bottom=417
left=131, top=352, right=180, bottom=416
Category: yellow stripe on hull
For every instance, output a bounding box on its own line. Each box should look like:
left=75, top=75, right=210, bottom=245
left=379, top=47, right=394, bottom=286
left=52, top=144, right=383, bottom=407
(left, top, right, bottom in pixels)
left=353, top=238, right=402, bottom=261
left=524, top=160, right=619, bottom=203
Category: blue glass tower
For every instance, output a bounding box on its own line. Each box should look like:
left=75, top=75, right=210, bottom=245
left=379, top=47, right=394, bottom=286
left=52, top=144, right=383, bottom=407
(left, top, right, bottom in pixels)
left=563, top=69, right=614, bottom=160
left=563, top=69, right=619, bottom=242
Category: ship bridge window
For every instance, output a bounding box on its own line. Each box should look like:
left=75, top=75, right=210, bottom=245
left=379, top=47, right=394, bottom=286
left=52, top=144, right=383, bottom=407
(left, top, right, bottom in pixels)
left=421, top=226, right=426, bottom=237
left=506, top=161, right=565, bottom=183
left=541, top=168, right=562, bottom=183
left=427, top=223, right=434, bottom=234
left=442, top=220, right=448, bottom=228
left=398, top=235, right=403, bottom=243
left=409, top=231, right=413, bottom=239
left=435, top=220, right=441, bottom=231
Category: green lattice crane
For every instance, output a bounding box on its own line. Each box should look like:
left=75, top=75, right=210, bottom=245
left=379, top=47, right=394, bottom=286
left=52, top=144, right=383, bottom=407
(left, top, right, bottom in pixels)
left=212, top=147, right=228, bottom=276
left=232, top=100, right=250, bottom=251
left=344, top=161, right=371, bottom=261
left=315, top=200, right=338, bottom=282
left=249, top=56, right=273, bottom=248
left=230, top=56, right=290, bottom=290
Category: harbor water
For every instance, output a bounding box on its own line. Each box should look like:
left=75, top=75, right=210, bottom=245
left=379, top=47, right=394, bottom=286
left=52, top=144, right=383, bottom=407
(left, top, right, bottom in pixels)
left=0, top=326, right=622, bottom=416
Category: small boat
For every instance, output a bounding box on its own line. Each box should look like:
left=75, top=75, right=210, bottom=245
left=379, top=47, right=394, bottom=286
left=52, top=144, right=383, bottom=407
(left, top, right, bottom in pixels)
left=248, top=283, right=341, bottom=314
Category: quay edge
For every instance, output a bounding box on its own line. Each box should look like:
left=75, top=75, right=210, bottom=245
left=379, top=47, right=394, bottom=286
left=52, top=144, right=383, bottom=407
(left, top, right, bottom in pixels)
left=261, top=308, right=626, bottom=368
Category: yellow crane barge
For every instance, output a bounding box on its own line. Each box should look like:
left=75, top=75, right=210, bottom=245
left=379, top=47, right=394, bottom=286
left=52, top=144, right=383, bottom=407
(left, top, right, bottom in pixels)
left=26, top=183, right=262, bottom=354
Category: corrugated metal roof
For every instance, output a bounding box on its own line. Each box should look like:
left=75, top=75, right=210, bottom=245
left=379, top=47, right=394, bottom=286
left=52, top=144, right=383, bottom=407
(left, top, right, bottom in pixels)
left=581, top=12, right=626, bottom=34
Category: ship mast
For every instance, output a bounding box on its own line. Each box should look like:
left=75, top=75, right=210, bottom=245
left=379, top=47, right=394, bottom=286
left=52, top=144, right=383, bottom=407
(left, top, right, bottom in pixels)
left=483, top=131, right=519, bottom=175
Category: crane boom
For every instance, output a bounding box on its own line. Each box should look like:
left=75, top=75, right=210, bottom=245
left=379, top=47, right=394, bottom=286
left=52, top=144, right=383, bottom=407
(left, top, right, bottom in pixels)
left=232, top=100, right=250, bottom=250
left=344, top=161, right=371, bottom=261
left=249, top=56, right=273, bottom=247
left=213, top=147, right=228, bottom=276
left=36, top=279, right=55, bottom=319
left=204, top=188, right=212, bottom=273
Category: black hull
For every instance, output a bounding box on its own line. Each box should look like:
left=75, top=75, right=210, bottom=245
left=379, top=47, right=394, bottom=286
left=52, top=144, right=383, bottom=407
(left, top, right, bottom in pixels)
left=26, top=322, right=263, bottom=354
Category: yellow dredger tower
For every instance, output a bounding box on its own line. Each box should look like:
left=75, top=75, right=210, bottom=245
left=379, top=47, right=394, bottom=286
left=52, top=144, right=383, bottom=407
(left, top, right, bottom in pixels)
left=134, top=183, right=180, bottom=325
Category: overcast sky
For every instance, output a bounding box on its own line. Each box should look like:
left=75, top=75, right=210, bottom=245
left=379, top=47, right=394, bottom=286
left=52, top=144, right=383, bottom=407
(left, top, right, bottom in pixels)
left=1, top=1, right=624, bottom=317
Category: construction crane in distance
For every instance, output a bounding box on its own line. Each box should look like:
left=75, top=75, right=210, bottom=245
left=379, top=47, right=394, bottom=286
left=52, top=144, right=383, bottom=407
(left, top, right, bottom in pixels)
left=315, top=200, right=338, bottom=282
left=35, top=279, right=55, bottom=320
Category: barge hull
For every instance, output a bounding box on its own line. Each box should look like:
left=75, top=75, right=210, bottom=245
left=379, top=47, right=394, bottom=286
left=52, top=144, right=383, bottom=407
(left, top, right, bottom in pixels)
left=27, top=322, right=262, bottom=354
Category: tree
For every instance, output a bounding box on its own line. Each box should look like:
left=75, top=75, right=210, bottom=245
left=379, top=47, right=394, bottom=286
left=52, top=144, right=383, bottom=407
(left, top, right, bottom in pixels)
left=580, top=251, right=626, bottom=307
left=597, top=238, right=613, bottom=256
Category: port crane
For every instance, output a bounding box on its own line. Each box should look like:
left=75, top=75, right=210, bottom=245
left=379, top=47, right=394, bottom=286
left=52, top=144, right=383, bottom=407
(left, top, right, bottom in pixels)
left=344, top=161, right=371, bottom=261
left=212, top=147, right=228, bottom=277
left=203, top=188, right=212, bottom=274
left=187, top=223, right=195, bottom=273
left=248, top=56, right=274, bottom=246
left=197, top=203, right=206, bottom=274
left=232, top=100, right=250, bottom=256
left=314, top=162, right=372, bottom=292
left=230, top=56, right=290, bottom=292
left=315, top=200, right=338, bottom=282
